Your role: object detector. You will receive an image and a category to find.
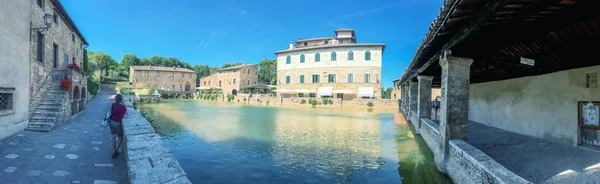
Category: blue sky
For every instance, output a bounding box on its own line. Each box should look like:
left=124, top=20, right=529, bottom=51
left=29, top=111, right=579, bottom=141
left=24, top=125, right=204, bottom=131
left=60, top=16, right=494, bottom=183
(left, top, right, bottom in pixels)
left=62, top=0, right=442, bottom=87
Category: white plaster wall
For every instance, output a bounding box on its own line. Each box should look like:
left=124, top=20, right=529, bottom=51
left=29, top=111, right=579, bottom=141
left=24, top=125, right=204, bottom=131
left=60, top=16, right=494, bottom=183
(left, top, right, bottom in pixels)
left=0, top=0, right=32, bottom=140
left=276, top=45, right=383, bottom=70
left=337, top=31, right=353, bottom=38
left=469, top=65, right=600, bottom=145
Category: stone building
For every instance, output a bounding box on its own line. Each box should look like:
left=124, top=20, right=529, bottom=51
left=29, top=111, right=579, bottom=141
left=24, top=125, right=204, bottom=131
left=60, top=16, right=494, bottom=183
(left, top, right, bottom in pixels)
left=129, top=66, right=196, bottom=92
left=199, top=63, right=259, bottom=95
left=1, top=0, right=89, bottom=135
left=274, top=29, right=385, bottom=99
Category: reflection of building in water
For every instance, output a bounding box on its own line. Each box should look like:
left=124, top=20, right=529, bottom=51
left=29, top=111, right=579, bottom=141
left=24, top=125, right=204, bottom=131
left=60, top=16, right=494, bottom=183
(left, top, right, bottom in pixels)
left=271, top=109, right=383, bottom=182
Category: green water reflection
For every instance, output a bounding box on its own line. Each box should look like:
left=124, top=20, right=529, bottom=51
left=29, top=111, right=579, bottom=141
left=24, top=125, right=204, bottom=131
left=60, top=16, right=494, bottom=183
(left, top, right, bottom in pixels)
left=139, top=100, right=451, bottom=184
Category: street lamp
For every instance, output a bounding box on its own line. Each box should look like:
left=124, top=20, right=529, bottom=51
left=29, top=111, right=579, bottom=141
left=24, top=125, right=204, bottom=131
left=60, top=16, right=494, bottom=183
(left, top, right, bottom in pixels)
left=31, top=14, right=54, bottom=31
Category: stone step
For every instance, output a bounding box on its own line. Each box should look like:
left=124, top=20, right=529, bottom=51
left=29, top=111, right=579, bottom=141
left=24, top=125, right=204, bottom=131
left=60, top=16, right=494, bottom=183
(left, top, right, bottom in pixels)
left=33, top=110, right=60, bottom=117
left=26, top=123, right=54, bottom=132
left=38, top=102, right=62, bottom=106
left=45, top=95, right=69, bottom=99
left=41, top=99, right=64, bottom=104
left=36, top=106, right=62, bottom=112
left=30, top=116, right=57, bottom=123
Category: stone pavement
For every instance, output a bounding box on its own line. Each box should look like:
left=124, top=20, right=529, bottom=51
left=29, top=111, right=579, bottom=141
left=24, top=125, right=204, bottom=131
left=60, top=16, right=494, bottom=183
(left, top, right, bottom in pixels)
left=0, top=92, right=129, bottom=184
left=468, top=122, right=600, bottom=184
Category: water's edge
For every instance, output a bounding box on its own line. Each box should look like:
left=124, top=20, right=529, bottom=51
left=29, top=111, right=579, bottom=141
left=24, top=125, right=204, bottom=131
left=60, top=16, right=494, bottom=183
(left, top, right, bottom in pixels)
left=122, top=100, right=192, bottom=183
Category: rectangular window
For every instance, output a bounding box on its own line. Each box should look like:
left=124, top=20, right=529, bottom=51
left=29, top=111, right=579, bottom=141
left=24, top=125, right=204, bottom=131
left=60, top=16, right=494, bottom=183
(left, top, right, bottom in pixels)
left=309, top=93, right=316, bottom=97
left=286, top=76, right=290, bottom=84
left=328, top=74, right=336, bottom=83
left=36, top=32, right=44, bottom=62
left=156, top=72, right=160, bottom=77
left=72, top=33, right=75, bottom=42
left=300, top=75, right=305, bottom=84
left=312, top=74, right=320, bottom=83
left=348, top=74, right=353, bottom=83
left=0, top=88, right=15, bottom=116
left=137, top=71, right=141, bottom=77
left=298, top=93, right=304, bottom=97
left=37, top=0, right=43, bottom=8
left=365, top=74, right=370, bottom=83
left=53, top=11, right=57, bottom=23
left=52, top=44, right=58, bottom=68
left=145, top=71, right=149, bottom=77
left=182, top=73, right=185, bottom=78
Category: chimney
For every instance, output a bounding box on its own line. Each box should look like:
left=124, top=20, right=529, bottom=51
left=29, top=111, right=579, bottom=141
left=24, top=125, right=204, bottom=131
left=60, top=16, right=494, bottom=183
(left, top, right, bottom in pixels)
left=289, top=41, right=294, bottom=49
left=244, top=62, right=247, bottom=66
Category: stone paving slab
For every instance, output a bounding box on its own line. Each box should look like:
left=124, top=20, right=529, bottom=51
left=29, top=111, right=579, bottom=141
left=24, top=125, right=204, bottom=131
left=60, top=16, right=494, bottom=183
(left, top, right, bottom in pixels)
left=0, top=92, right=129, bottom=184
left=468, top=121, right=600, bottom=184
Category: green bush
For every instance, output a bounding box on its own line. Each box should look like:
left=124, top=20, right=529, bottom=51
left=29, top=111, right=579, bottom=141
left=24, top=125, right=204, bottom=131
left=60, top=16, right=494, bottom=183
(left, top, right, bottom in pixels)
left=300, top=99, right=307, bottom=104
left=237, top=99, right=240, bottom=103
left=148, top=88, right=157, bottom=95
left=309, top=98, right=318, bottom=108
left=243, top=98, right=247, bottom=102
left=322, top=99, right=329, bottom=105
left=328, top=99, right=333, bottom=105
left=87, top=75, right=100, bottom=95
left=367, top=102, right=374, bottom=108
left=266, top=100, right=270, bottom=106
left=227, top=94, right=235, bottom=102
left=318, top=102, right=322, bottom=105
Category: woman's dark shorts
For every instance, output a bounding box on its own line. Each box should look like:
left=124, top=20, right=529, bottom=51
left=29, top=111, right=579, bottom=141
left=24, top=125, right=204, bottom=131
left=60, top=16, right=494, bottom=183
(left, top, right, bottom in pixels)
left=109, top=120, right=123, bottom=137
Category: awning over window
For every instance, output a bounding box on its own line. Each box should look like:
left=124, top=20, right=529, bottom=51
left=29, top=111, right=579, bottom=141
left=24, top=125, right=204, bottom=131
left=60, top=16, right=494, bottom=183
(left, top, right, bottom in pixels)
left=332, top=90, right=353, bottom=94
left=357, top=87, right=374, bottom=97
left=317, top=86, right=333, bottom=97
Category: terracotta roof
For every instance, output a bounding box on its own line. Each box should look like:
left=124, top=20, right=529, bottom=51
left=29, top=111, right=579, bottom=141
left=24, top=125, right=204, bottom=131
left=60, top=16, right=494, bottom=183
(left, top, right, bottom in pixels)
left=218, top=64, right=258, bottom=71
left=50, top=0, right=88, bottom=45
left=275, top=43, right=385, bottom=54
left=130, top=66, right=195, bottom=73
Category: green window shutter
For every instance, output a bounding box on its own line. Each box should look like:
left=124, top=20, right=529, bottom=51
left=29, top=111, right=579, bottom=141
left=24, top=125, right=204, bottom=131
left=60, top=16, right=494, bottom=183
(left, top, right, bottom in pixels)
left=300, top=54, right=305, bottom=63
left=348, top=74, right=353, bottom=83
left=348, top=51, right=354, bottom=60
left=365, top=50, right=371, bottom=61
left=365, top=74, right=370, bottom=83
left=300, top=75, right=304, bottom=84
left=331, top=52, right=336, bottom=61
left=286, top=55, right=291, bottom=64
left=315, top=53, right=320, bottom=62
left=286, top=76, right=290, bottom=84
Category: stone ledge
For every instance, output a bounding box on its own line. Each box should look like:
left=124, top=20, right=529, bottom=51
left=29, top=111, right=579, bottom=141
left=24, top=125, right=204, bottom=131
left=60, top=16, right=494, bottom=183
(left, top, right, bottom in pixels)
left=122, top=99, right=191, bottom=184
left=421, top=118, right=440, bottom=134
left=448, top=140, right=532, bottom=184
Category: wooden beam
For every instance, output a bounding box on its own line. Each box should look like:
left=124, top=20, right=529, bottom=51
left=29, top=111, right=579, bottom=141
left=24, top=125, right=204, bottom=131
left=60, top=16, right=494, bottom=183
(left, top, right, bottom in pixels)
left=399, top=0, right=510, bottom=85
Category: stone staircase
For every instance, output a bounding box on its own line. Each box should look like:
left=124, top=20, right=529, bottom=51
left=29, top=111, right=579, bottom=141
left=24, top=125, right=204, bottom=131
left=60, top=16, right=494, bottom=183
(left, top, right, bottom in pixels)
left=27, top=72, right=70, bottom=132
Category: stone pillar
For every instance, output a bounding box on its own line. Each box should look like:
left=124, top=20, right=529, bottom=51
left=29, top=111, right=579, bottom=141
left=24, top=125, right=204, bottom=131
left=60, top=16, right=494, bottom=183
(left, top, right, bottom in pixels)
left=409, top=81, right=418, bottom=115
left=417, top=75, right=434, bottom=127
left=400, top=85, right=405, bottom=112
left=438, top=55, right=473, bottom=171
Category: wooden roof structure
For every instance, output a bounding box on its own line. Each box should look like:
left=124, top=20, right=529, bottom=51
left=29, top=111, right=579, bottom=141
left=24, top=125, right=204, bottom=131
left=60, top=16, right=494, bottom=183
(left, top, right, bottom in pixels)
left=399, top=0, right=600, bottom=87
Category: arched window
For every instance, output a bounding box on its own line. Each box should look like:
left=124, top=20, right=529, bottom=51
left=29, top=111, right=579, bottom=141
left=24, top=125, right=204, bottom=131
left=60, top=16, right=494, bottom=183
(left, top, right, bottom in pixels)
left=300, top=54, right=305, bottom=63
left=348, top=51, right=354, bottom=60
left=286, top=55, right=291, bottom=64
left=331, top=51, right=337, bottom=61
left=365, top=50, right=371, bottom=61
left=315, top=53, right=320, bottom=62
left=233, top=79, right=236, bottom=84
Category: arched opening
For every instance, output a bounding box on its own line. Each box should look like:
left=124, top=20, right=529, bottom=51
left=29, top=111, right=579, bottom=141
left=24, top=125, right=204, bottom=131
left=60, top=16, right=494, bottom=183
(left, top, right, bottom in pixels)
left=80, top=87, right=86, bottom=112
left=185, top=82, right=191, bottom=92
left=72, top=86, right=80, bottom=115
left=232, top=89, right=237, bottom=96
left=219, top=81, right=222, bottom=87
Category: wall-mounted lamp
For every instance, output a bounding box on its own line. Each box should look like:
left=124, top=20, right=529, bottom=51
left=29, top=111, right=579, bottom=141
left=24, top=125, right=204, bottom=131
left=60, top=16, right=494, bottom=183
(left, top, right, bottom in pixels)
left=31, top=14, right=54, bottom=31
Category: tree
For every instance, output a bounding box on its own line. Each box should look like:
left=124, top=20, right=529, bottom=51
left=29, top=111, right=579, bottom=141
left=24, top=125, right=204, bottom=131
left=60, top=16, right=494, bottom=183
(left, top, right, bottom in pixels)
left=83, top=49, right=89, bottom=72
left=258, top=58, right=277, bottom=85
left=121, top=54, right=140, bottom=70
left=381, top=87, right=393, bottom=99
left=192, top=64, right=218, bottom=87
left=222, top=62, right=242, bottom=68
left=89, top=51, right=116, bottom=76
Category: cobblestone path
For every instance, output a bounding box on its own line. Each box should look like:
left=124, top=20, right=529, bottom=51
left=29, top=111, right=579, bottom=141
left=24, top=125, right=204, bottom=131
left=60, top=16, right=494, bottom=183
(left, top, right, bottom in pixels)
left=0, top=92, right=129, bottom=184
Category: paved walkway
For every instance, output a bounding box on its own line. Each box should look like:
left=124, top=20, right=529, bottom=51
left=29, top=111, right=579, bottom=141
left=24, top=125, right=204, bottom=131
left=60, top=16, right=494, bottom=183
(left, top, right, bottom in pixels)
left=468, top=122, right=600, bottom=184
left=0, top=92, right=129, bottom=184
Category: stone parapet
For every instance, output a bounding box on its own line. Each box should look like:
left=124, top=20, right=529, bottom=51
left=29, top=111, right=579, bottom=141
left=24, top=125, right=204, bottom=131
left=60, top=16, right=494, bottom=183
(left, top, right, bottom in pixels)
left=122, top=100, right=191, bottom=184
left=408, top=116, right=531, bottom=184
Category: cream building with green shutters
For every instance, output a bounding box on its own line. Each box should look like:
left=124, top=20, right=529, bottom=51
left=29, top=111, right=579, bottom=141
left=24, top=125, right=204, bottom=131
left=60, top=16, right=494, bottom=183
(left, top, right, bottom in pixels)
left=275, top=29, right=385, bottom=99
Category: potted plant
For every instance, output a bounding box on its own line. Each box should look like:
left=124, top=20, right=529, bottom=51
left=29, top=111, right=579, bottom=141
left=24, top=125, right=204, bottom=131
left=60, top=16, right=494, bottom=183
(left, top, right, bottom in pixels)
left=60, top=79, right=72, bottom=91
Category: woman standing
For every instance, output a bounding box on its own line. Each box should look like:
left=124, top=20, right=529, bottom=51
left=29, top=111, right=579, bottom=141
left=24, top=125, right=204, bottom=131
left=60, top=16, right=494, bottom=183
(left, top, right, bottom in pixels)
left=108, top=94, right=127, bottom=158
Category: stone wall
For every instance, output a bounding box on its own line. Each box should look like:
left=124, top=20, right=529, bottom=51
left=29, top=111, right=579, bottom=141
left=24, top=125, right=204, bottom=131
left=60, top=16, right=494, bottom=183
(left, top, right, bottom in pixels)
left=130, top=66, right=196, bottom=92
left=199, top=64, right=259, bottom=95
left=0, top=0, right=31, bottom=140
left=469, top=65, right=600, bottom=146
left=136, top=95, right=160, bottom=103
left=122, top=101, right=191, bottom=183
left=406, top=112, right=530, bottom=184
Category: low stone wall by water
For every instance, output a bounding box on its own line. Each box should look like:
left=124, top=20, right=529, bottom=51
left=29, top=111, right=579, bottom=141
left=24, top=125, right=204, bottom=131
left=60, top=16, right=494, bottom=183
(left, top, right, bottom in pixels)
left=406, top=112, right=531, bottom=184
left=122, top=100, right=191, bottom=184
left=137, top=95, right=161, bottom=103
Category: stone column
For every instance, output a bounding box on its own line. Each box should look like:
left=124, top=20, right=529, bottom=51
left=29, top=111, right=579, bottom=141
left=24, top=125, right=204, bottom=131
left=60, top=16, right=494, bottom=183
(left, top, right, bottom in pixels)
left=417, top=76, right=434, bottom=127
left=400, top=85, right=405, bottom=112
left=439, top=55, right=473, bottom=171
